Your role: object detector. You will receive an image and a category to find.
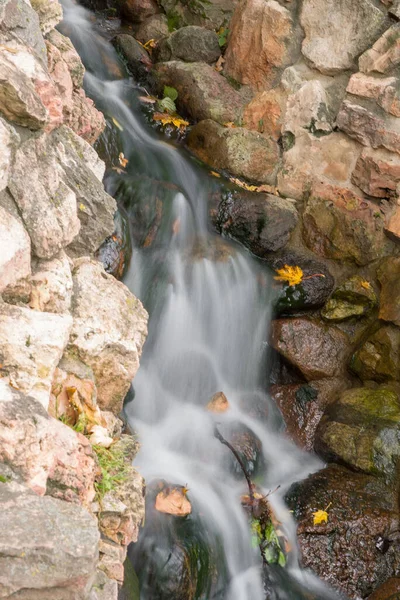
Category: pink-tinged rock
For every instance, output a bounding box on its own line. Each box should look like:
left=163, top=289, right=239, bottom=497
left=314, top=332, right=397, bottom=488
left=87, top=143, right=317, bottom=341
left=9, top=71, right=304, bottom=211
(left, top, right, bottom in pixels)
left=277, top=132, right=361, bottom=201
left=243, top=87, right=287, bottom=141
left=0, top=304, right=72, bottom=408
left=270, top=318, right=350, bottom=380
left=64, top=258, right=148, bottom=413
left=385, top=206, right=400, bottom=241
left=46, top=39, right=74, bottom=113
left=300, top=0, right=387, bottom=74
left=0, top=380, right=97, bottom=504
left=224, top=0, right=299, bottom=90
left=66, top=89, right=106, bottom=145
left=359, top=24, right=400, bottom=74
left=0, top=202, right=31, bottom=295
left=46, top=29, right=85, bottom=90
left=303, top=183, right=394, bottom=265
left=352, top=147, right=400, bottom=198
left=347, top=72, right=400, bottom=117
left=30, top=251, right=73, bottom=314
left=337, top=98, right=400, bottom=154
left=0, top=118, right=17, bottom=192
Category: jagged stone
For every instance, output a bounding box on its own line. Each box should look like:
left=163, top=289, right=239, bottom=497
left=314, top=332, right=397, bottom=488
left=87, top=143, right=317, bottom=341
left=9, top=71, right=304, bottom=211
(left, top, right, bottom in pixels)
left=0, top=192, right=31, bottom=295
left=359, top=24, right=400, bottom=74
left=352, top=147, right=400, bottom=198
left=30, top=251, right=73, bottom=313
left=154, top=26, right=220, bottom=64
left=31, top=0, right=63, bottom=36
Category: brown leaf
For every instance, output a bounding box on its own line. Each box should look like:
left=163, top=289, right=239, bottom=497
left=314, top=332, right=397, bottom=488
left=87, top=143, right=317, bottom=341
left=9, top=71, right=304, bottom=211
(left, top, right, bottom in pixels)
left=215, top=55, right=225, bottom=72
left=155, top=487, right=192, bottom=516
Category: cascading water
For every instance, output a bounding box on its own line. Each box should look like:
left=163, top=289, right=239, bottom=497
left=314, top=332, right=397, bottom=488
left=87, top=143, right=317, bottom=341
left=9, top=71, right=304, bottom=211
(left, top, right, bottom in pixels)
left=60, top=4, right=345, bottom=598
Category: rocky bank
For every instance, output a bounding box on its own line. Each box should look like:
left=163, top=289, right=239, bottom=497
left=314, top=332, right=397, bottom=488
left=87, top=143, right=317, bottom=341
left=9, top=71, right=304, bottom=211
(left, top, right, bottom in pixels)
left=0, top=0, right=147, bottom=598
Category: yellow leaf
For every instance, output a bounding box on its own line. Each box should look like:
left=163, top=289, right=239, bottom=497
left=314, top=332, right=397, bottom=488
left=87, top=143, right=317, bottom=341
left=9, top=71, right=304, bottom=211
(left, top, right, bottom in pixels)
left=79, top=203, right=86, bottom=212
left=224, top=122, right=236, bottom=128
left=229, top=176, right=258, bottom=192
left=313, top=502, right=332, bottom=525
left=111, top=117, right=123, bottom=131
left=152, top=112, right=189, bottom=129
left=274, top=264, right=304, bottom=287
left=361, top=280, right=371, bottom=290
left=210, top=171, right=221, bottom=178
left=143, top=38, right=156, bottom=50
left=119, top=152, right=128, bottom=168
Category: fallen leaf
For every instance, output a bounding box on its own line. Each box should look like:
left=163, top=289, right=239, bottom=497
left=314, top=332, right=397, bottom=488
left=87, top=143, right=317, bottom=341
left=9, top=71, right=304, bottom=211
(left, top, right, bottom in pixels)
left=215, top=55, right=225, bottom=72
left=274, top=264, right=304, bottom=286
left=210, top=171, right=221, bottom=178
left=313, top=502, right=332, bottom=525
left=152, top=112, right=189, bottom=129
left=361, top=280, right=371, bottom=290
left=143, top=38, right=156, bottom=50
left=224, top=122, right=236, bottom=128
left=155, top=487, right=192, bottom=516
left=206, top=391, right=229, bottom=413
left=111, top=117, right=124, bottom=131
left=138, top=95, right=157, bottom=104
left=229, top=176, right=258, bottom=192
left=118, top=152, right=128, bottom=168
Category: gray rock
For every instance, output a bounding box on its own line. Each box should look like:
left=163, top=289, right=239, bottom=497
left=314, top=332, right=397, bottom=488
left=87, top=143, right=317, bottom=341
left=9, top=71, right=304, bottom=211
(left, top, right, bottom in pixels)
left=359, top=24, right=400, bottom=74
left=300, top=0, right=387, bottom=74
left=0, top=0, right=47, bottom=65
left=157, top=0, right=236, bottom=30
left=134, top=14, right=169, bottom=44
left=155, top=26, right=220, bottom=64
left=30, top=251, right=73, bottom=314
left=0, top=481, right=99, bottom=599
left=0, top=117, right=18, bottom=192
left=0, top=196, right=31, bottom=295
left=283, top=80, right=333, bottom=136
left=112, top=34, right=152, bottom=83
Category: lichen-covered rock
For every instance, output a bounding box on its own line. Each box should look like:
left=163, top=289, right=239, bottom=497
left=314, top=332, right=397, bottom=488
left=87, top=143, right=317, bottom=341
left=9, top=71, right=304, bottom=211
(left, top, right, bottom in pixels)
left=337, top=97, right=400, bottom=154
left=270, top=318, right=350, bottom=380
left=157, top=0, right=236, bottom=30
left=300, top=0, right=387, bottom=74
left=46, top=29, right=85, bottom=90
left=187, top=119, right=280, bottom=184
left=154, top=61, right=244, bottom=125
left=30, top=251, right=73, bottom=313
left=378, top=257, right=400, bottom=327
left=283, top=80, right=333, bottom=136
left=271, top=379, right=348, bottom=451
left=154, top=26, right=220, bottom=64
left=359, top=24, right=400, bottom=75
left=64, top=258, right=148, bottom=412
left=347, top=72, right=400, bottom=118
left=315, top=386, right=400, bottom=479
left=277, top=132, right=361, bottom=201
left=351, top=325, right=400, bottom=382
left=224, top=0, right=299, bottom=90
left=286, top=464, right=400, bottom=598
left=0, top=197, right=31, bottom=295
left=321, top=275, right=378, bottom=321
left=0, top=304, right=72, bottom=408
left=0, top=0, right=47, bottom=65
left=0, top=381, right=97, bottom=502
left=303, top=184, right=394, bottom=265
left=352, top=147, right=400, bottom=198
left=0, top=480, right=99, bottom=599
left=242, top=87, right=287, bottom=141
left=31, top=0, right=63, bottom=35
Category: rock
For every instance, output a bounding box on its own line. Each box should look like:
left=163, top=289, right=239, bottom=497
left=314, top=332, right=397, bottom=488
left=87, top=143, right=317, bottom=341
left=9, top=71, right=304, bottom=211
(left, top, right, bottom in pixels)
left=385, top=206, right=400, bottom=242
left=352, top=147, right=400, bottom=198
left=315, top=386, right=400, bottom=479
left=242, top=87, right=287, bottom=141
left=0, top=482, right=99, bottom=599
left=0, top=381, right=97, bottom=502
left=0, top=200, right=31, bottom=295
left=157, top=0, right=236, bottom=30
left=270, top=318, right=350, bottom=380
left=303, top=183, right=394, bottom=265
left=64, top=258, right=148, bottom=412
left=368, top=579, right=400, bottom=599
left=359, top=24, right=400, bottom=74
left=187, top=120, right=280, bottom=184
left=154, top=26, right=220, bottom=64
left=322, top=275, right=378, bottom=321
left=134, top=14, right=169, bottom=44
left=9, top=132, right=80, bottom=259
left=112, top=34, right=153, bottom=83
left=46, top=29, right=85, bottom=90
left=0, top=40, right=63, bottom=130
left=347, top=72, right=400, bottom=118
left=378, top=257, right=400, bottom=326
left=67, top=89, right=106, bottom=145
left=120, top=0, right=159, bottom=22
left=224, top=0, right=298, bottom=90
left=300, top=0, right=387, bottom=74
left=283, top=80, right=333, bottom=136
left=277, top=132, right=361, bottom=201
left=90, top=570, right=118, bottom=600
left=286, top=464, right=400, bottom=598
left=0, top=0, right=47, bottom=65
left=389, top=0, right=400, bottom=17
left=214, top=190, right=297, bottom=256
left=0, top=117, right=17, bottom=192
left=270, top=379, right=348, bottom=451
left=96, top=210, right=132, bottom=280
left=154, top=61, right=244, bottom=125
left=30, top=251, right=73, bottom=313
left=0, top=304, right=72, bottom=408
left=337, top=97, right=400, bottom=154
left=351, top=325, right=400, bottom=382
left=31, top=0, right=63, bottom=35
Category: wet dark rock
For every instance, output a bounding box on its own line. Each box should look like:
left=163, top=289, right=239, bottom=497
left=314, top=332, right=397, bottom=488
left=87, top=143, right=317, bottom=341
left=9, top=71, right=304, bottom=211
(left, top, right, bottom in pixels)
left=315, top=386, right=400, bottom=479
left=218, top=421, right=264, bottom=479
left=111, top=34, right=153, bottom=84
left=351, top=325, right=400, bottom=382
left=214, top=190, right=298, bottom=257
left=120, top=0, right=160, bottom=23
left=270, top=318, right=350, bottom=381
left=154, top=26, right=221, bottom=64
left=286, top=464, right=400, bottom=599
left=96, top=209, right=132, bottom=280
left=270, top=378, right=348, bottom=451
left=368, top=578, right=400, bottom=599
left=322, top=275, right=378, bottom=321
left=378, top=257, right=400, bottom=328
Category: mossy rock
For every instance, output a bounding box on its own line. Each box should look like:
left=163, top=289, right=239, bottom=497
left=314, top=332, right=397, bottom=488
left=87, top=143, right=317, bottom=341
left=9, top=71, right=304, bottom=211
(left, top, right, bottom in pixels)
left=350, top=325, right=400, bottom=382
left=321, top=275, right=377, bottom=321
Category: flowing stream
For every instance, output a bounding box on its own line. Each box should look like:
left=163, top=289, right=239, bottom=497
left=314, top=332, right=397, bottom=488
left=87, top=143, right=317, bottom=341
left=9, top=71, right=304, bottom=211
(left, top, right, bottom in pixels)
left=60, top=4, right=344, bottom=599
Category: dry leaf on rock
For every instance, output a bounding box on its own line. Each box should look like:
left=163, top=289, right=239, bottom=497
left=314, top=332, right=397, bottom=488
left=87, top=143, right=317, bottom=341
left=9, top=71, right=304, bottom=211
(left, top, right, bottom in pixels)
left=313, top=502, right=332, bottom=525
left=274, top=265, right=304, bottom=286
left=152, top=112, right=189, bottom=129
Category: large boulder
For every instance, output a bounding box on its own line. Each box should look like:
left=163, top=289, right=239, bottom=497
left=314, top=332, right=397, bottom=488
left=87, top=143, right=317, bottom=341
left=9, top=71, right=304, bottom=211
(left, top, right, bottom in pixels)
left=359, top=24, right=400, bottom=75
left=347, top=72, right=400, bottom=118
left=0, top=195, right=31, bottom=295
left=64, top=258, right=148, bottom=413
left=46, top=29, right=85, bottom=90
left=0, top=381, right=97, bottom=503
left=0, top=0, right=47, bottom=64
left=377, top=257, right=400, bottom=327
left=112, top=34, right=154, bottom=85
left=351, top=325, right=400, bottom=382
left=300, top=0, right=387, bottom=74
left=154, top=26, right=220, bottom=64
left=0, top=481, right=99, bottom=599
left=315, top=386, right=400, bottom=479
left=134, top=14, right=169, bottom=44
left=352, top=147, right=400, bottom=198
left=302, top=184, right=394, bottom=265
left=286, top=464, right=400, bottom=598
left=224, top=0, right=299, bottom=90
left=214, top=190, right=298, bottom=256
left=120, top=0, right=159, bottom=22
left=283, top=80, right=333, bottom=136
left=156, top=0, right=236, bottom=30
left=321, top=275, right=378, bottom=322
left=187, top=119, right=280, bottom=184
left=242, top=87, right=288, bottom=141
left=270, top=318, right=350, bottom=380
left=154, top=61, right=244, bottom=125
left=0, top=304, right=72, bottom=408
left=30, top=251, right=73, bottom=314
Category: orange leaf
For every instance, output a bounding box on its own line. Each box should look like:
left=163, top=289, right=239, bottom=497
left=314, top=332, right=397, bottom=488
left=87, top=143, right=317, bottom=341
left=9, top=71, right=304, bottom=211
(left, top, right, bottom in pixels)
left=155, top=488, right=192, bottom=516
left=274, top=265, right=304, bottom=286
